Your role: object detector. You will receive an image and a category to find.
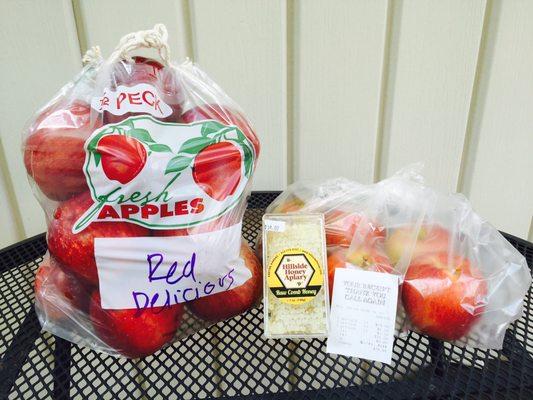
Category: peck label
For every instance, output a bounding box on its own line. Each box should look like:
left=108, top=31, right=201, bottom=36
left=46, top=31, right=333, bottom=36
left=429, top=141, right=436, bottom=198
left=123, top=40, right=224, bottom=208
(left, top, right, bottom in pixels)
left=267, top=248, right=323, bottom=304
left=327, top=269, right=398, bottom=365
left=91, top=83, right=173, bottom=118
left=73, top=115, right=255, bottom=233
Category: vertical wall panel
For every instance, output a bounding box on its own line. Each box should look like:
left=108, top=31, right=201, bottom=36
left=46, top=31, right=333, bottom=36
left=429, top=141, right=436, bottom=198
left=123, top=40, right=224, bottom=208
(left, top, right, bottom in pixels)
left=381, top=0, right=486, bottom=190
left=293, top=0, right=389, bottom=183
left=0, top=0, right=82, bottom=239
left=75, top=0, right=191, bottom=60
left=191, top=0, right=287, bottom=190
left=461, top=0, right=533, bottom=238
left=0, top=142, right=22, bottom=248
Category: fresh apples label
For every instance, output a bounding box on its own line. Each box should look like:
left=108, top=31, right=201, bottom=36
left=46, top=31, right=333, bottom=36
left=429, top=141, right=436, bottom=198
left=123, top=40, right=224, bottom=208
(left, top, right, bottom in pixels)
left=73, top=115, right=255, bottom=233
left=94, top=223, right=251, bottom=309
left=91, top=83, right=173, bottom=118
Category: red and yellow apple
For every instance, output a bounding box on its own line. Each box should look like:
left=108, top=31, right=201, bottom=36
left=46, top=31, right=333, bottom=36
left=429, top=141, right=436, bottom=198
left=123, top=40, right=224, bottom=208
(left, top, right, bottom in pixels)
left=402, top=252, right=487, bottom=341
left=385, top=224, right=450, bottom=265
left=325, top=209, right=385, bottom=248
left=327, top=245, right=394, bottom=299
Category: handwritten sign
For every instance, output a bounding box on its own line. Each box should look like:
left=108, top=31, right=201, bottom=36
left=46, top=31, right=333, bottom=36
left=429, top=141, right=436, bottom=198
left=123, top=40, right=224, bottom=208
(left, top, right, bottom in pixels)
left=94, top=223, right=250, bottom=309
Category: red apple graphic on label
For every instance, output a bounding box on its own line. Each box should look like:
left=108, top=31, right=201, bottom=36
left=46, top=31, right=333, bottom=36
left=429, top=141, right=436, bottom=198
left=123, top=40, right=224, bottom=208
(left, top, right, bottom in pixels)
left=192, top=141, right=242, bottom=201
left=97, top=135, right=147, bottom=184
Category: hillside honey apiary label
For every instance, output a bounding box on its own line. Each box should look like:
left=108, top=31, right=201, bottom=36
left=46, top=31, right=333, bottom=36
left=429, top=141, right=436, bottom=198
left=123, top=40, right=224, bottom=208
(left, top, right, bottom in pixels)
left=262, top=214, right=329, bottom=338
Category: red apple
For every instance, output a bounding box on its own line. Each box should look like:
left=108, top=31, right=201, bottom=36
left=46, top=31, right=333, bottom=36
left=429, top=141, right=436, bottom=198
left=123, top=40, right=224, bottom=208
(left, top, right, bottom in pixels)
left=325, top=210, right=385, bottom=248
left=402, top=252, right=487, bottom=341
left=181, top=104, right=260, bottom=158
left=327, top=249, right=347, bottom=299
left=23, top=101, right=97, bottom=201
left=192, top=141, right=242, bottom=201
left=47, top=192, right=150, bottom=284
left=385, top=224, right=450, bottom=265
left=97, top=135, right=147, bottom=184
left=34, top=256, right=91, bottom=322
left=187, top=242, right=262, bottom=322
left=89, top=290, right=184, bottom=358
left=104, top=56, right=182, bottom=124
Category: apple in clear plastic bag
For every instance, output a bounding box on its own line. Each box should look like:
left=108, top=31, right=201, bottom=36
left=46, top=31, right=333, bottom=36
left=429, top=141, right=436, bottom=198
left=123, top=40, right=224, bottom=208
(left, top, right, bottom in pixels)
left=47, top=192, right=150, bottom=285
left=186, top=242, right=262, bottom=322
left=385, top=224, right=450, bottom=265
left=89, top=291, right=184, bottom=358
left=324, top=209, right=386, bottom=248
left=402, top=252, right=487, bottom=341
left=23, top=101, right=97, bottom=201
left=34, top=256, right=91, bottom=322
left=327, top=245, right=394, bottom=299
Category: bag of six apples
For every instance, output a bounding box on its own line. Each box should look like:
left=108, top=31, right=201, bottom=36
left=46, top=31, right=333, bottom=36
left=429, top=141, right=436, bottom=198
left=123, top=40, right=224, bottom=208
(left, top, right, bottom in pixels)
left=262, top=165, right=531, bottom=349
left=23, top=25, right=262, bottom=358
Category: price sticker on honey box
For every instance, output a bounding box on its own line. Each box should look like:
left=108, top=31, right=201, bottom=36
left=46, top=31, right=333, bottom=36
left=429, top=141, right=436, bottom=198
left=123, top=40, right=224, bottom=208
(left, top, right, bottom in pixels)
left=262, top=214, right=329, bottom=339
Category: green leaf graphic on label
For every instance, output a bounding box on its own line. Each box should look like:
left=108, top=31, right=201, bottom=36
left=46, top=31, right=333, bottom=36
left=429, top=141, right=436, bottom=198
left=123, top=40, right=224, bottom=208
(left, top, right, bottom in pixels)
left=128, top=128, right=155, bottom=143
left=165, top=155, right=192, bottom=175
left=121, top=119, right=134, bottom=129
left=236, top=129, right=246, bottom=142
left=148, top=143, right=172, bottom=153
left=201, top=121, right=226, bottom=137
left=242, top=142, right=253, bottom=178
left=179, top=137, right=214, bottom=154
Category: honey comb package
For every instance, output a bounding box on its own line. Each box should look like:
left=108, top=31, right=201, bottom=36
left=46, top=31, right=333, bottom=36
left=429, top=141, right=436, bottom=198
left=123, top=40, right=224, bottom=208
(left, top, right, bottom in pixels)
left=23, top=25, right=261, bottom=358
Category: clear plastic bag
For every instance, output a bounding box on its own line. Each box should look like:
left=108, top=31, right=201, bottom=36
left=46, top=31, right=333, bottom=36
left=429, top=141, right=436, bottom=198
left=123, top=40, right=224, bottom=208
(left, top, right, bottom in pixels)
left=24, top=25, right=261, bottom=358
left=260, top=165, right=531, bottom=349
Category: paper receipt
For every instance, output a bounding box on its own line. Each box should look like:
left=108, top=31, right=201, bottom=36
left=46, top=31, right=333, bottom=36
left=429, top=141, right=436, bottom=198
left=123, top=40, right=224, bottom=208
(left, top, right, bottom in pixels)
left=326, top=268, right=399, bottom=364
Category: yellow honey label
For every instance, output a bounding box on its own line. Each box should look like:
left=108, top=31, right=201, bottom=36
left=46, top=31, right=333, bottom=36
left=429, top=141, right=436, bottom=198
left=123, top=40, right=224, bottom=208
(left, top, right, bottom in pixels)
left=267, top=247, right=324, bottom=305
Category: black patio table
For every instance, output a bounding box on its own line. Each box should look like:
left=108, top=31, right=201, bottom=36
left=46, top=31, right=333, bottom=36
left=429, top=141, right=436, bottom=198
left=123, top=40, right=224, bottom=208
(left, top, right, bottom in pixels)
left=1, top=192, right=532, bottom=399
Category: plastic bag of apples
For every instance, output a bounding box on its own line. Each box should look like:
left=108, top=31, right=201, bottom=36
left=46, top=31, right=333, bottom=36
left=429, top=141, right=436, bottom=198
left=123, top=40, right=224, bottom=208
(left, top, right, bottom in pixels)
left=23, top=25, right=262, bottom=358
left=262, top=165, right=531, bottom=349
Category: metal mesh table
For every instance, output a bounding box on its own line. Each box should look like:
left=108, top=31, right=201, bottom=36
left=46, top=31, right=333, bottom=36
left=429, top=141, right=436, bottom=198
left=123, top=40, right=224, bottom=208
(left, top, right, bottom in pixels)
left=1, top=191, right=532, bottom=399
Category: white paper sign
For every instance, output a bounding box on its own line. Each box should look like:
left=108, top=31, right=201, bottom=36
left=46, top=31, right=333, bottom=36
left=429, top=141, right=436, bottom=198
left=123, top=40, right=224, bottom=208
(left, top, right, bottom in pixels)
left=94, top=223, right=251, bottom=309
left=327, top=269, right=398, bottom=364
